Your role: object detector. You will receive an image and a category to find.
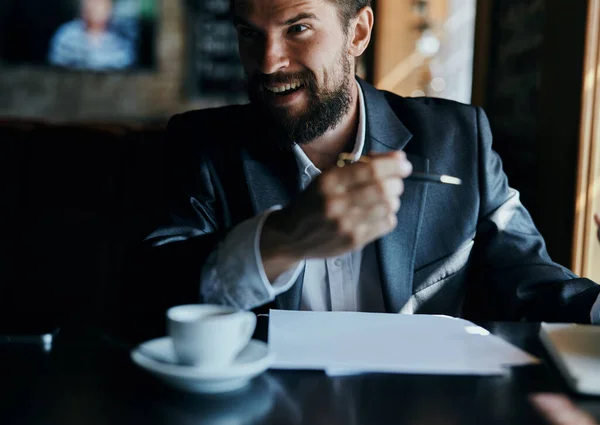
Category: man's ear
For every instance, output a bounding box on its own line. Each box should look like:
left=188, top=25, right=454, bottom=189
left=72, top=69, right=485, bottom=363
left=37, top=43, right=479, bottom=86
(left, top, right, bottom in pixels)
left=348, top=6, right=374, bottom=58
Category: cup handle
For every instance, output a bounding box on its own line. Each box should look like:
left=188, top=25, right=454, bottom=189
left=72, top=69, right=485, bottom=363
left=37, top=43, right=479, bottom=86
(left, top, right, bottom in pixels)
left=237, top=312, right=257, bottom=350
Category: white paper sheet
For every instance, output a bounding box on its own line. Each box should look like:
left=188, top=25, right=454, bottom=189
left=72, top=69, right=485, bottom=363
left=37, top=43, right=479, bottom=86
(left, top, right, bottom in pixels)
left=268, top=310, right=538, bottom=376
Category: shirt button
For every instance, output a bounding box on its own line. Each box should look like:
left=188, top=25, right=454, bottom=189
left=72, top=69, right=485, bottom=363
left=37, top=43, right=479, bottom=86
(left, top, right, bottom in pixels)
left=334, top=258, right=343, bottom=267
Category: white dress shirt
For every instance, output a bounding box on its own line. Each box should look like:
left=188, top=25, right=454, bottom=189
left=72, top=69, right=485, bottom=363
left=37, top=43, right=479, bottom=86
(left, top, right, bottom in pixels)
left=291, top=83, right=385, bottom=311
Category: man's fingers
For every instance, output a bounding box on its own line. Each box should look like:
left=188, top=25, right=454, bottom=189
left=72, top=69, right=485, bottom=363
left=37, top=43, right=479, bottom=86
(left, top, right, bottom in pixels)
left=359, top=212, right=398, bottom=241
left=332, top=199, right=400, bottom=247
left=321, top=151, right=412, bottom=193
left=347, top=178, right=404, bottom=208
left=324, top=178, right=403, bottom=217
left=345, top=199, right=401, bottom=224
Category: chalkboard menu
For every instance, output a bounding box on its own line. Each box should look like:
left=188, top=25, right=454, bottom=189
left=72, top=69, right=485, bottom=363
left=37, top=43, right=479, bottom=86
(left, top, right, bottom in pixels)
left=484, top=0, right=545, bottom=207
left=186, top=0, right=247, bottom=100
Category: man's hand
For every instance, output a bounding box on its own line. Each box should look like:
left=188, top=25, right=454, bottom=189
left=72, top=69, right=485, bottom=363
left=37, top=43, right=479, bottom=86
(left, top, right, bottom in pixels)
left=530, top=393, right=598, bottom=425
left=260, top=151, right=412, bottom=281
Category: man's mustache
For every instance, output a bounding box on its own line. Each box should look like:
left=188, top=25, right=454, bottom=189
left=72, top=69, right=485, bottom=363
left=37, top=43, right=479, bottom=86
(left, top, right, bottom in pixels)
left=249, top=71, right=315, bottom=88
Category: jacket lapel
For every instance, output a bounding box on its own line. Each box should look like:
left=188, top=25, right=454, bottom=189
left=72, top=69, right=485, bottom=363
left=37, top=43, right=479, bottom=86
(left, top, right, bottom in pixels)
left=241, top=136, right=304, bottom=311
left=242, top=148, right=299, bottom=215
left=360, top=80, right=429, bottom=313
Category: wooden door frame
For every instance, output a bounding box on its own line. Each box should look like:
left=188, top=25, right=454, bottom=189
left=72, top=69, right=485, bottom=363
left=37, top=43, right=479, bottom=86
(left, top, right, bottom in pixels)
left=470, top=0, right=493, bottom=107
left=573, top=0, right=600, bottom=277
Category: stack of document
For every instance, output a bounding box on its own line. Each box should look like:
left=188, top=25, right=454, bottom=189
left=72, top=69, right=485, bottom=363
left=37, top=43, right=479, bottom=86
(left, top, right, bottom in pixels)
left=268, top=310, right=538, bottom=376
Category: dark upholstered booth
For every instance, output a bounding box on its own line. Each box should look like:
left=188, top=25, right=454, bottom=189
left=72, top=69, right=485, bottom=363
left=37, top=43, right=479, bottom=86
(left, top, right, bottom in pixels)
left=0, top=119, right=169, bottom=339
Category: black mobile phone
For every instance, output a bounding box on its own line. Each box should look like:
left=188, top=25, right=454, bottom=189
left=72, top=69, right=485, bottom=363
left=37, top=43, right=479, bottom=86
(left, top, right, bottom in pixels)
left=0, top=320, right=61, bottom=345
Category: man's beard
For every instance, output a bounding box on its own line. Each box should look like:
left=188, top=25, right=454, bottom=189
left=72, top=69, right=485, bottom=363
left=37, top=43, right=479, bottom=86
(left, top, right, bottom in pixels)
left=247, top=55, right=353, bottom=150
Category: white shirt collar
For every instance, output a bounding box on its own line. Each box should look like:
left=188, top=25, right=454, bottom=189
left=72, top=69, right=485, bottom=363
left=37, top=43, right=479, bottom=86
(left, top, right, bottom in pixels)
left=293, top=80, right=366, bottom=175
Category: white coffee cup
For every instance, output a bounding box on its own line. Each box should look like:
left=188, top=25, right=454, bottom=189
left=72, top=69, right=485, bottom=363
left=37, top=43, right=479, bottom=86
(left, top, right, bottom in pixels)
left=166, top=304, right=256, bottom=367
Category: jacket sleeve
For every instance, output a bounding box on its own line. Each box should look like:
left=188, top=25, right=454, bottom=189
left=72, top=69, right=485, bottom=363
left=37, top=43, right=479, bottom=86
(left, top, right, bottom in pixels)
left=464, top=107, right=600, bottom=323
left=124, top=113, right=300, bottom=325
left=138, top=113, right=226, bottom=306
left=114, top=113, right=226, bottom=339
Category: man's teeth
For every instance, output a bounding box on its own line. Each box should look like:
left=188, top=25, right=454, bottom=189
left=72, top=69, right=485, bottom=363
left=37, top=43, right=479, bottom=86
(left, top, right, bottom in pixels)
left=265, top=82, right=302, bottom=93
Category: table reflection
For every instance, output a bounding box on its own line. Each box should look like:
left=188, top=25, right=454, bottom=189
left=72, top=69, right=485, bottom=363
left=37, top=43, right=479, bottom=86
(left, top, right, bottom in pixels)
left=150, top=373, right=299, bottom=425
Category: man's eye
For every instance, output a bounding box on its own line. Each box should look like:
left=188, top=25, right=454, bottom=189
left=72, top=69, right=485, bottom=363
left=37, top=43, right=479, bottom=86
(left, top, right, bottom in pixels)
left=288, top=24, right=308, bottom=34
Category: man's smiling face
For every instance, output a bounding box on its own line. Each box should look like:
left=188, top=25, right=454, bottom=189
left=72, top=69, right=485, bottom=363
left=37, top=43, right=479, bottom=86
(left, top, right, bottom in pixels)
left=234, top=0, right=355, bottom=147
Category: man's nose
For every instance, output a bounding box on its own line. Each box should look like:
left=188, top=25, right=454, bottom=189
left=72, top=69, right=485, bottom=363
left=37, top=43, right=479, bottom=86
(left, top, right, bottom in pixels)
left=257, top=37, right=289, bottom=75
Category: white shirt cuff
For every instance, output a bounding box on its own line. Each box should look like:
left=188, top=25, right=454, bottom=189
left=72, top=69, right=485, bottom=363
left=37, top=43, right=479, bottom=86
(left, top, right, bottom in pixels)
left=254, top=207, right=304, bottom=295
left=200, top=206, right=304, bottom=310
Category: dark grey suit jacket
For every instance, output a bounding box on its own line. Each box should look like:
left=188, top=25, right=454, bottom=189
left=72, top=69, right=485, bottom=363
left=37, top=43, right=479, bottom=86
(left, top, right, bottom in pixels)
left=144, top=79, right=599, bottom=323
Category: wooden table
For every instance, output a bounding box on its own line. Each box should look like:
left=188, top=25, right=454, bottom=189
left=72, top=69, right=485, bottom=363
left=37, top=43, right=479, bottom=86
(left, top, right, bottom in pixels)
left=1, top=319, right=599, bottom=425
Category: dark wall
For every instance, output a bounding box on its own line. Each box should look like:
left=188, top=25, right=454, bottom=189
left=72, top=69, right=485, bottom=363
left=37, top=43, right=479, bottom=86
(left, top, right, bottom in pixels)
left=0, top=0, right=76, bottom=64
left=484, top=0, right=544, bottom=211
left=478, top=0, right=588, bottom=268
left=535, top=0, right=588, bottom=271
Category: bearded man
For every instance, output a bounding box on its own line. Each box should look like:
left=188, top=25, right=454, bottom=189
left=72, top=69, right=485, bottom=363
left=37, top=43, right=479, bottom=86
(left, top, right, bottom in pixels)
left=143, top=0, right=600, bottom=324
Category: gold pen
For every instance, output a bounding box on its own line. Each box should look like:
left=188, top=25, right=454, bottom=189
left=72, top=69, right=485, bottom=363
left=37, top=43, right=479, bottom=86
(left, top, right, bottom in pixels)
left=337, top=153, right=462, bottom=186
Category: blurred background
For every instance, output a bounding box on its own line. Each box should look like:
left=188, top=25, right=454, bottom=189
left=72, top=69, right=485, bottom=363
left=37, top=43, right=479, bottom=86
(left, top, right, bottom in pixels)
left=1, top=0, right=600, bottom=325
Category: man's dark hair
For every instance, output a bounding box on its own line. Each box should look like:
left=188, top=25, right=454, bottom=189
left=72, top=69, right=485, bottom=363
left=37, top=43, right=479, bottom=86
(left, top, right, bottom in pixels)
left=230, top=0, right=372, bottom=28
left=331, top=0, right=371, bottom=27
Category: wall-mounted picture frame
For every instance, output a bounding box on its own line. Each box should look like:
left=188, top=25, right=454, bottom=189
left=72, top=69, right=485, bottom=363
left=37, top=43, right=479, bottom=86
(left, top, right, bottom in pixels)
left=0, top=0, right=158, bottom=72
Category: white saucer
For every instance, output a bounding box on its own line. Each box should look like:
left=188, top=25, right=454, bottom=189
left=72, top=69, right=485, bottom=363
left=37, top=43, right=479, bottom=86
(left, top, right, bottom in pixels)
left=131, top=337, right=274, bottom=394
